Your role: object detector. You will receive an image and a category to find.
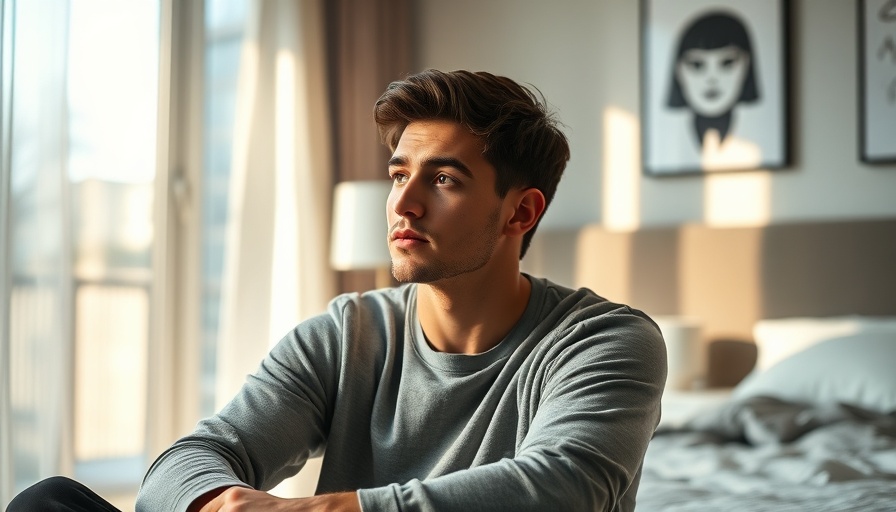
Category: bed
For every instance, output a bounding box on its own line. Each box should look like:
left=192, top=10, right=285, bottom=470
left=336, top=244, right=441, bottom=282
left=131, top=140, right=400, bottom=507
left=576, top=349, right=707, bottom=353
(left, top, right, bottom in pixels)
left=639, top=318, right=896, bottom=511
left=525, top=217, right=896, bottom=511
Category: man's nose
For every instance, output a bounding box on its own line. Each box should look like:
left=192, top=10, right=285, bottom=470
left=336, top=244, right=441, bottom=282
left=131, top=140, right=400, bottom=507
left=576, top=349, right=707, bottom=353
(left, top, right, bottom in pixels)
left=389, top=178, right=425, bottom=219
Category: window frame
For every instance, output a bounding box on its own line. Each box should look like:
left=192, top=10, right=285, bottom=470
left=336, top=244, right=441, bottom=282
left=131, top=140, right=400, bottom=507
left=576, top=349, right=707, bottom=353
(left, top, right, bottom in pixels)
left=145, top=0, right=207, bottom=463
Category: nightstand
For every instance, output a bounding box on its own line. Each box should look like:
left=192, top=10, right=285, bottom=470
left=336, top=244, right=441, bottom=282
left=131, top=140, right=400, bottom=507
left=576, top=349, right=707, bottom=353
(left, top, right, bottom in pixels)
left=659, top=388, right=732, bottom=428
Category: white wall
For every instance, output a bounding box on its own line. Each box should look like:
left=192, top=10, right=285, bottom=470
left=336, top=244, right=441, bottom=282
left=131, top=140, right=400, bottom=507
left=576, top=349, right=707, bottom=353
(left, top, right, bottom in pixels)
left=412, top=0, right=896, bottom=231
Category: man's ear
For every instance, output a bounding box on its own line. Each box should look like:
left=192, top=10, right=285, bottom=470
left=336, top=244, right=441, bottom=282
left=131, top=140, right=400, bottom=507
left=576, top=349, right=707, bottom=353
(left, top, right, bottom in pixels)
left=505, top=188, right=546, bottom=236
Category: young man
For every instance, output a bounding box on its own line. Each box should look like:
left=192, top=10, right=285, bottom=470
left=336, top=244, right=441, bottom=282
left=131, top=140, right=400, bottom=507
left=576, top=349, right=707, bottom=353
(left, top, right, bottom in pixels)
left=9, top=70, right=665, bottom=512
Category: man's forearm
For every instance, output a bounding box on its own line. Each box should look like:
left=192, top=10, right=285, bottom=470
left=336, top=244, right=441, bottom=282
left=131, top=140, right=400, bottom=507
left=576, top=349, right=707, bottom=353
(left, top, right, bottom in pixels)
left=296, top=491, right=362, bottom=512
left=192, top=486, right=361, bottom=512
left=188, top=486, right=231, bottom=512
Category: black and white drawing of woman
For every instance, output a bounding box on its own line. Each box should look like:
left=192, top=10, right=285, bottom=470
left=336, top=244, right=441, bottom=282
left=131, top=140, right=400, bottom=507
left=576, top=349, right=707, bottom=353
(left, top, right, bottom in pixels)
left=666, top=10, right=763, bottom=169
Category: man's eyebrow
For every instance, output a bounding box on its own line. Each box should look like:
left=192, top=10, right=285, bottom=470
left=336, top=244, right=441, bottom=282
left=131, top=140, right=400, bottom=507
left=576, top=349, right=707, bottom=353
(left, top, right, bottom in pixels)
left=387, top=155, right=474, bottom=179
left=388, top=155, right=407, bottom=167
left=427, top=157, right=474, bottom=178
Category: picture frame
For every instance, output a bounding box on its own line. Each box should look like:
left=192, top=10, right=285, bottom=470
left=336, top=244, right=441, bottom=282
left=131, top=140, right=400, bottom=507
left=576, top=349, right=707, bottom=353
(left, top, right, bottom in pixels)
left=641, top=0, right=790, bottom=176
left=858, top=0, right=896, bottom=164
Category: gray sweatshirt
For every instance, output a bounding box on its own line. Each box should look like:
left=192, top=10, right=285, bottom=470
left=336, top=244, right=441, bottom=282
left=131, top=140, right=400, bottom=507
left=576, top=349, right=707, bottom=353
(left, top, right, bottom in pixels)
left=136, top=276, right=666, bottom=511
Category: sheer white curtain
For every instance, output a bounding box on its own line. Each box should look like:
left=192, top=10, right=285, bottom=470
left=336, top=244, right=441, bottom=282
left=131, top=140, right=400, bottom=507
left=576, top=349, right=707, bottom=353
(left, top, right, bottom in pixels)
left=0, top=0, right=74, bottom=505
left=215, top=0, right=336, bottom=497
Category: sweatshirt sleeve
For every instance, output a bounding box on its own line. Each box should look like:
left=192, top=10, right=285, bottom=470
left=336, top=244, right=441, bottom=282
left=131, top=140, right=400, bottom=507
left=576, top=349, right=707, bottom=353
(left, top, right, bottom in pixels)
left=357, top=309, right=667, bottom=512
left=135, top=310, right=343, bottom=512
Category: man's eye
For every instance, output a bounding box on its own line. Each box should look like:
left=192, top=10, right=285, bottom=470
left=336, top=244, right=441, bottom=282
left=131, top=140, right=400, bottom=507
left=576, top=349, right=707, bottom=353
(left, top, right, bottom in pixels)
left=390, top=173, right=408, bottom=184
left=436, top=174, right=453, bottom=185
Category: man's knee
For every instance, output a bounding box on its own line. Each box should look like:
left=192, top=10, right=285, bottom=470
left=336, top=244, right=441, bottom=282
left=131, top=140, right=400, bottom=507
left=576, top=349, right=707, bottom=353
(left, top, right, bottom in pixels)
left=7, top=476, right=100, bottom=511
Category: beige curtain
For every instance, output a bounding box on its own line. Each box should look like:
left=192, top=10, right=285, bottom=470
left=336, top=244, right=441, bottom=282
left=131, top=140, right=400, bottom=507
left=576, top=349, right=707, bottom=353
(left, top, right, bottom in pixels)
left=325, top=0, right=411, bottom=293
left=215, top=0, right=335, bottom=497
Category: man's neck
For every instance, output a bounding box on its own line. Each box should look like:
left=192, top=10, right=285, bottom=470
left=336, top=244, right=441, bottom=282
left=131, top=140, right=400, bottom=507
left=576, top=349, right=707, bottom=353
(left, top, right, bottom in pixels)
left=416, top=270, right=532, bottom=355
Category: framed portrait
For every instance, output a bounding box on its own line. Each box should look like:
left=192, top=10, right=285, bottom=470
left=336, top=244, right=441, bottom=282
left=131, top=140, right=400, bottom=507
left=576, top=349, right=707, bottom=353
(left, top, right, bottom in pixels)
left=641, top=0, right=790, bottom=176
left=858, top=0, right=896, bottom=164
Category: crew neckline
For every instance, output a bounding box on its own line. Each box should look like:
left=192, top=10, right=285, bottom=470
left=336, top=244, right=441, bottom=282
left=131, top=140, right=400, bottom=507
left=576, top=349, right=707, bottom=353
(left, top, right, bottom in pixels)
left=407, top=274, right=545, bottom=374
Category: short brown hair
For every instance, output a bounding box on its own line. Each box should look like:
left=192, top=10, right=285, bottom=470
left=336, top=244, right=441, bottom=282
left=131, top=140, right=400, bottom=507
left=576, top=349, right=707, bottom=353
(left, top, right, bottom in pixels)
left=373, top=69, right=570, bottom=259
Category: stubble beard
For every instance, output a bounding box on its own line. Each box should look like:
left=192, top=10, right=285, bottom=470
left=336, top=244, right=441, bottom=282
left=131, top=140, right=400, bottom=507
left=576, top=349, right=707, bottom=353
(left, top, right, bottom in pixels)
left=390, top=207, right=502, bottom=284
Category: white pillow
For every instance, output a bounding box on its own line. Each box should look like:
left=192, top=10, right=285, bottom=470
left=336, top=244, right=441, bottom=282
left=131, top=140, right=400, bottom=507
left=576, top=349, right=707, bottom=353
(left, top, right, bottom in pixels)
left=752, top=316, right=896, bottom=371
left=732, top=332, right=896, bottom=413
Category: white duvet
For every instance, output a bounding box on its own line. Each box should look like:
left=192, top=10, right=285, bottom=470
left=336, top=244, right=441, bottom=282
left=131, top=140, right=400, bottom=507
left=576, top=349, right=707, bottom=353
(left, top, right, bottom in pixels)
left=638, top=396, right=896, bottom=512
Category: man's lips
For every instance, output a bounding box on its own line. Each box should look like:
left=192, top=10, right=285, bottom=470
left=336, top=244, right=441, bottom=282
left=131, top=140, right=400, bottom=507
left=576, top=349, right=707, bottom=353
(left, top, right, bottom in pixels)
left=390, top=229, right=428, bottom=242
left=389, top=229, right=429, bottom=249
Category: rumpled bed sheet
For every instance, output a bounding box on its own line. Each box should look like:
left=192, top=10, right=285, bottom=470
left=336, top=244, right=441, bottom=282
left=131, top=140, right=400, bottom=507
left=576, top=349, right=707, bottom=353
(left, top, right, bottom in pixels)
left=638, top=396, right=896, bottom=511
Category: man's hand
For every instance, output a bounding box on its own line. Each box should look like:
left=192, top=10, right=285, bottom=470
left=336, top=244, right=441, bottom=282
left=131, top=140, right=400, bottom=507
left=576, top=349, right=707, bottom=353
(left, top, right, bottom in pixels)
left=194, top=486, right=362, bottom=512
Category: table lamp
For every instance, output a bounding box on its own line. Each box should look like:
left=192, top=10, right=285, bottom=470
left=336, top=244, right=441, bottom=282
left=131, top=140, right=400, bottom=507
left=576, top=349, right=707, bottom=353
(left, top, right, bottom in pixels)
left=330, top=180, right=393, bottom=288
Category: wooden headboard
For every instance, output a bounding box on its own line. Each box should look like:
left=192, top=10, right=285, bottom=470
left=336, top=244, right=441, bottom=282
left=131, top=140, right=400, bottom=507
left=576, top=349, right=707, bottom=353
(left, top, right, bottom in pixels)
left=525, top=218, right=896, bottom=382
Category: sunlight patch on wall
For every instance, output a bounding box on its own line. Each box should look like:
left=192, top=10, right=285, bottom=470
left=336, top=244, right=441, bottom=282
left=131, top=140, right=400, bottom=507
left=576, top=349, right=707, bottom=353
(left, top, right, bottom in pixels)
left=601, top=106, right=641, bottom=232
left=699, top=132, right=762, bottom=172
left=703, top=171, right=771, bottom=227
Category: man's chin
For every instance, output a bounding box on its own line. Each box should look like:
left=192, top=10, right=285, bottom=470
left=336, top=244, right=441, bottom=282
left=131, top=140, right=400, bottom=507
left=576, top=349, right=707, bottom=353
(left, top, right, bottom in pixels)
left=390, top=263, right=445, bottom=284
left=391, top=269, right=433, bottom=284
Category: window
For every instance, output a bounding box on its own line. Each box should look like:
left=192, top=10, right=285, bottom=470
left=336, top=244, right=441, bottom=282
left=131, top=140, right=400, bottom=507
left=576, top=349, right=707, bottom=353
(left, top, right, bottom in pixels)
left=68, top=0, right=158, bottom=489
left=1, top=0, right=259, bottom=505
left=1, top=0, right=160, bottom=500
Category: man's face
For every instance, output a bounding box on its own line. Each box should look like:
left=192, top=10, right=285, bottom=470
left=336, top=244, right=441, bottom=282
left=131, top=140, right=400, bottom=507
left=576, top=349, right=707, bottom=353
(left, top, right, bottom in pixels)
left=386, top=119, right=506, bottom=284
left=675, top=45, right=750, bottom=117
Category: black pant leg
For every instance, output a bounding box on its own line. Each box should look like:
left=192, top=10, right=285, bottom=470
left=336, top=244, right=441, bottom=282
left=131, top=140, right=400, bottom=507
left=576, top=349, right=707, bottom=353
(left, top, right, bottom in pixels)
left=6, top=476, right=122, bottom=512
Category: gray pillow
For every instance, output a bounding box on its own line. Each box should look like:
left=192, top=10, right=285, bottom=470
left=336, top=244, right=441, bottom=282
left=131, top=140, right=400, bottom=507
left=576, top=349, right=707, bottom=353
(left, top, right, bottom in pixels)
left=732, top=333, right=896, bottom=413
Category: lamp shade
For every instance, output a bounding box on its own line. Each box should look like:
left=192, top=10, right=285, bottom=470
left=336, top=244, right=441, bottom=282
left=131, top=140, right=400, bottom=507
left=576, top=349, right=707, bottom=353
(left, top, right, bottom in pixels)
left=653, top=316, right=705, bottom=390
left=330, top=180, right=392, bottom=270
